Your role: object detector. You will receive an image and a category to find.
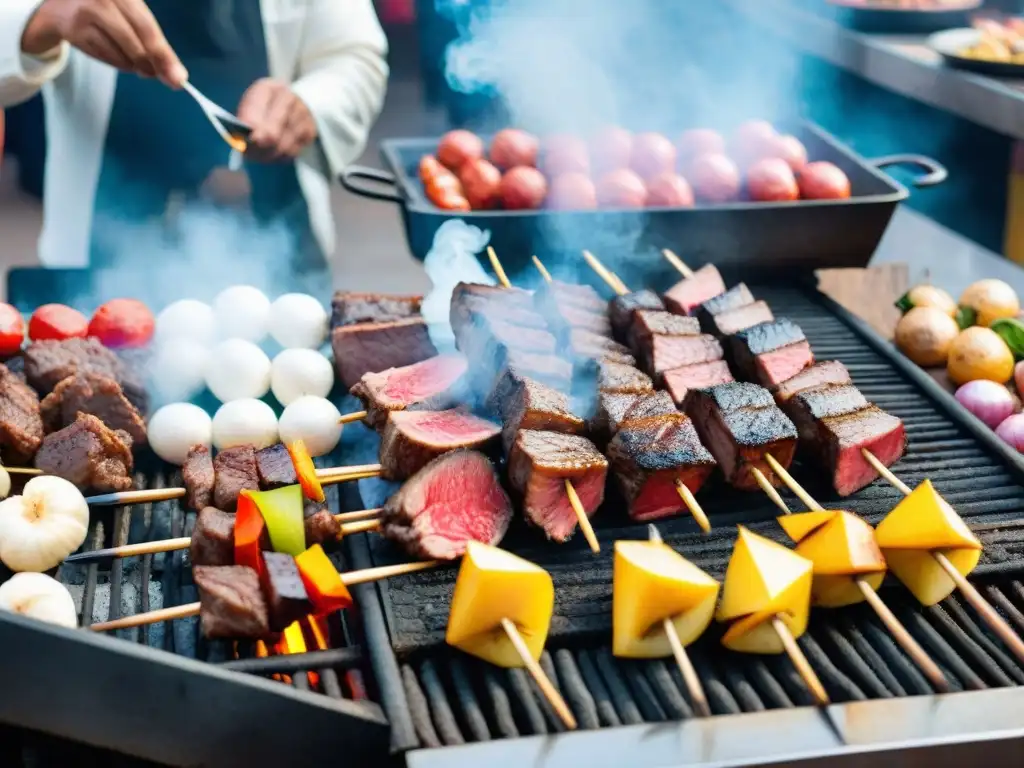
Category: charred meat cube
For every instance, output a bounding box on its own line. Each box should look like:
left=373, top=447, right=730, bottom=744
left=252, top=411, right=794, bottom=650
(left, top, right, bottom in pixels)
left=568, top=329, right=636, bottom=369
left=303, top=498, right=341, bottom=547
left=815, top=406, right=906, bottom=497
left=382, top=450, right=513, bottom=560
left=537, top=280, right=607, bottom=314
left=331, top=291, right=422, bottom=328
left=332, top=317, right=438, bottom=389
left=628, top=310, right=700, bottom=350
left=545, top=304, right=614, bottom=346
left=452, top=282, right=534, bottom=308
left=34, top=413, right=134, bottom=492
left=507, top=430, right=608, bottom=542
left=260, top=552, right=314, bottom=632
left=255, top=443, right=297, bottom=489
left=663, top=360, right=734, bottom=407
left=457, top=317, right=558, bottom=376
left=213, top=445, right=259, bottom=512
left=190, top=507, right=235, bottom=567
left=194, top=565, right=270, bottom=640
left=0, top=362, right=43, bottom=464
left=644, top=334, right=723, bottom=379
left=500, top=377, right=585, bottom=453
left=609, top=290, right=665, bottom=341
left=483, top=350, right=573, bottom=404
left=183, top=444, right=215, bottom=510
left=450, top=290, right=547, bottom=341
left=774, top=361, right=852, bottom=403
left=729, top=319, right=814, bottom=389
left=40, top=372, right=147, bottom=445
left=586, top=360, right=654, bottom=395
left=379, top=409, right=501, bottom=481
left=351, top=354, right=469, bottom=431
left=687, top=383, right=798, bottom=491
left=591, top=390, right=677, bottom=445
left=696, top=283, right=754, bottom=318
left=25, top=337, right=125, bottom=396
left=607, top=413, right=716, bottom=521
left=663, top=264, right=726, bottom=315
left=704, top=300, right=774, bottom=337
left=782, top=384, right=868, bottom=445
left=534, top=281, right=613, bottom=344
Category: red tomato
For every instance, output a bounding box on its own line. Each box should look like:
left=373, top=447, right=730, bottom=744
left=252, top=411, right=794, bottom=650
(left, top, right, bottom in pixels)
left=546, top=173, right=598, bottom=210
left=798, top=162, right=851, bottom=200
left=595, top=169, right=647, bottom=208
left=746, top=158, right=799, bottom=202
left=542, top=134, right=590, bottom=176
left=0, top=303, right=25, bottom=356
left=768, top=135, right=808, bottom=173
left=437, top=130, right=484, bottom=172
left=731, top=119, right=778, bottom=168
left=689, top=153, right=742, bottom=203
left=645, top=172, right=694, bottom=208
left=589, top=126, right=633, bottom=174
left=88, top=299, right=155, bottom=348
left=459, top=158, right=503, bottom=210
left=489, top=129, right=539, bottom=170
left=29, top=304, right=89, bottom=341
left=630, top=132, right=677, bottom=181
left=678, top=129, right=726, bottom=172
left=499, top=167, right=548, bottom=210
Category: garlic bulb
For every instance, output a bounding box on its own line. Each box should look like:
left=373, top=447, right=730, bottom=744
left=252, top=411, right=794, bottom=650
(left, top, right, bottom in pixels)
left=0, top=476, right=89, bottom=573
left=0, top=572, right=78, bottom=628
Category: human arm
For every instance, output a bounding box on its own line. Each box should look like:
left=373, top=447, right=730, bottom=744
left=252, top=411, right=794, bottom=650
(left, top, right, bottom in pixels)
left=0, top=0, right=69, bottom=106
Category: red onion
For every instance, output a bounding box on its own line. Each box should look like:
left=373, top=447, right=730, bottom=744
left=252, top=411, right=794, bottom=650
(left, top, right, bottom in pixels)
left=954, top=379, right=1016, bottom=428
left=996, top=413, right=1024, bottom=453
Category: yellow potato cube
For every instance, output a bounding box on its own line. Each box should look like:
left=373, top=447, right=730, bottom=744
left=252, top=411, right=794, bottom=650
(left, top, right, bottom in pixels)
left=778, top=511, right=836, bottom=543
left=446, top=542, right=554, bottom=668
left=812, top=571, right=884, bottom=609
left=874, top=480, right=982, bottom=552
left=795, top=511, right=886, bottom=577
left=883, top=548, right=981, bottom=607
left=612, top=540, right=719, bottom=658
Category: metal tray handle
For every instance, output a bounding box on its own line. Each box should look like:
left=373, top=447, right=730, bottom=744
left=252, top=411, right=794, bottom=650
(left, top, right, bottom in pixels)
left=867, top=155, right=948, bottom=188
left=339, top=166, right=404, bottom=203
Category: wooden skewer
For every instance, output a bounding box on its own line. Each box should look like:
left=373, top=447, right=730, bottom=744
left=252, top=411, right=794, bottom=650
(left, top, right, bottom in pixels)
left=487, top=246, right=512, bottom=290
left=772, top=617, right=829, bottom=707
left=500, top=617, right=577, bottom=729
left=338, top=411, right=368, bottom=425
left=862, top=448, right=1024, bottom=667
left=581, top=250, right=628, bottom=296
left=674, top=479, right=711, bottom=534
left=750, top=466, right=790, bottom=516
left=565, top=478, right=600, bottom=553
left=531, top=255, right=553, bottom=283
left=3, top=466, right=43, bottom=476
left=661, top=249, right=694, bottom=278
left=89, top=559, right=442, bottom=632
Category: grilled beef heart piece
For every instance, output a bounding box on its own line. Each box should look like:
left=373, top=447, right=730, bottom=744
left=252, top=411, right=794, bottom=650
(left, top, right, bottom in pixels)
left=499, top=377, right=585, bottom=453
left=332, top=317, right=438, bottom=389
left=816, top=405, right=906, bottom=496
left=568, top=329, right=635, bottom=369
left=585, top=360, right=654, bottom=395
left=183, top=444, right=215, bottom=511
left=629, top=310, right=700, bottom=350
left=0, top=362, right=44, bottom=464
left=34, top=413, right=134, bottom=492
left=331, top=291, right=422, bottom=329
left=591, top=390, right=677, bottom=445
left=704, top=300, right=774, bottom=337
left=729, top=319, right=814, bottom=389
left=607, top=413, right=716, bottom=521
left=663, top=360, right=734, bottom=407
left=379, top=409, right=501, bottom=481
left=687, top=382, right=797, bottom=491
left=40, top=372, right=147, bottom=445
left=696, top=283, right=754, bottom=317
left=508, top=430, right=608, bottom=542
left=261, top=552, right=313, bottom=632
left=190, top=507, right=235, bottom=567
left=644, top=333, right=723, bottom=379
left=26, top=337, right=124, bottom=395
left=773, top=360, right=852, bottom=403
left=254, top=443, right=297, bottom=489
left=782, top=383, right=868, bottom=440
left=303, top=498, right=341, bottom=546
left=609, top=290, right=666, bottom=341
left=351, top=354, right=469, bottom=431
left=212, top=445, right=259, bottom=512
left=663, top=264, right=726, bottom=315
left=194, top=565, right=269, bottom=640
left=382, top=450, right=512, bottom=560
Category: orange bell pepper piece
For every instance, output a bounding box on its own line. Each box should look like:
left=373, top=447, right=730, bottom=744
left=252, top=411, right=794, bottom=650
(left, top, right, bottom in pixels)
left=287, top=439, right=325, bottom=503
left=234, top=490, right=266, bottom=575
left=295, top=544, right=352, bottom=616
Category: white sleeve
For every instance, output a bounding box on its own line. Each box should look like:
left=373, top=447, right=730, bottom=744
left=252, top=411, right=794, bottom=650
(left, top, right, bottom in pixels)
left=289, top=0, right=389, bottom=180
left=0, top=0, right=69, bottom=107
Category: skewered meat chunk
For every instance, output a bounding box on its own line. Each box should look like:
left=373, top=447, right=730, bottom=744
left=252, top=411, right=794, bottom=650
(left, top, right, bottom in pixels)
left=40, top=372, right=147, bottom=445
left=484, top=350, right=573, bottom=403
left=587, top=360, right=654, bottom=394
left=607, top=413, right=716, bottom=521
left=194, top=565, right=270, bottom=640
left=609, top=290, right=665, bottom=340
left=663, top=360, right=734, bottom=407
left=663, top=264, right=726, bottom=315
left=260, top=552, right=313, bottom=632
left=212, top=445, right=259, bottom=512
left=379, top=409, right=501, bottom=480
left=507, top=430, right=608, bottom=542
left=696, top=283, right=754, bottom=319
left=382, top=450, right=513, bottom=560
left=303, top=499, right=341, bottom=546
left=773, top=360, right=851, bottom=403
left=452, top=282, right=533, bottom=308
left=183, top=444, right=215, bottom=510
left=591, top=390, right=677, bottom=445
left=351, top=354, right=469, bottom=431
left=457, top=316, right=558, bottom=368
left=34, top=413, right=134, bottom=491
left=729, top=319, right=814, bottom=389
left=813, top=405, right=906, bottom=497
left=782, top=384, right=868, bottom=441
left=0, top=362, right=44, bottom=464
left=331, top=317, right=438, bottom=389
left=629, top=310, right=700, bottom=350
left=644, top=333, right=723, bottom=379
left=704, top=300, right=774, bottom=337
left=331, top=291, right=422, bottom=328
left=568, top=329, right=635, bottom=368
left=190, top=507, right=235, bottom=567
left=687, top=382, right=797, bottom=490
left=545, top=303, right=614, bottom=345
left=499, top=377, right=585, bottom=453
left=25, top=337, right=124, bottom=395
left=536, top=280, right=607, bottom=314
left=450, top=295, right=548, bottom=343
left=254, top=443, right=297, bottom=490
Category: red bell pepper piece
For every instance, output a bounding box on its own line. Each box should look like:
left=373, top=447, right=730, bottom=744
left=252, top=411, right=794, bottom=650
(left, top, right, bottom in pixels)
left=234, top=490, right=266, bottom=574
left=287, top=439, right=325, bottom=503
left=295, top=544, right=352, bottom=616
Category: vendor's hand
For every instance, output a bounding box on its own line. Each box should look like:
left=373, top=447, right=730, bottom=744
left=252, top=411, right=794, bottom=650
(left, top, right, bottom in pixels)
left=21, top=0, right=187, bottom=87
left=237, top=78, right=318, bottom=163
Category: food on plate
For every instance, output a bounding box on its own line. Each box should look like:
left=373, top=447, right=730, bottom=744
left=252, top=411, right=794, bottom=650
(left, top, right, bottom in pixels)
left=677, top=129, right=726, bottom=171
left=350, top=353, right=469, bottom=431
left=0, top=475, right=88, bottom=573
left=959, top=278, right=1020, bottom=327
left=895, top=284, right=957, bottom=318
left=437, top=129, right=485, bottom=172
left=663, top=264, right=727, bottom=315
left=541, top=134, right=590, bottom=176
left=595, top=168, right=647, bottom=208
left=332, top=314, right=438, bottom=390
left=268, top=293, right=328, bottom=350
left=546, top=172, right=598, bottom=210
left=41, top=371, right=146, bottom=445
left=996, top=412, right=1024, bottom=452
left=35, top=414, right=135, bottom=492
left=797, top=161, right=851, bottom=200
left=894, top=306, right=959, bottom=366
left=0, top=303, right=25, bottom=357
left=212, top=399, right=278, bottom=452
left=947, top=326, right=1014, bottom=385
left=954, top=379, right=1017, bottom=428
left=728, top=319, right=814, bottom=388
left=0, top=572, right=78, bottom=628
left=630, top=132, right=678, bottom=181
left=689, top=153, right=742, bottom=203
left=213, top=285, right=271, bottom=343
left=0, top=362, right=44, bottom=464
left=212, top=444, right=260, bottom=511
left=205, top=339, right=272, bottom=402
left=154, top=299, right=218, bottom=347
left=644, top=172, right=695, bottom=208
left=270, top=348, right=334, bottom=406
left=379, top=408, right=501, bottom=480
left=612, top=539, right=719, bottom=657
left=148, top=403, right=212, bottom=465
left=29, top=304, right=89, bottom=342
left=277, top=395, right=343, bottom=457
left=745, top=158, right=799, bottom=202
left=589, top=126, right=633, bottom=173
left=459, top=158, right=503, bottom=209
left=489, top=128, right=539, bottom=170
left=766, top=134, right=808, bottom=173
left=446, top=541, right=554, bottom=667
left=499, top=166, right=548, bottom=210
left=88, top=299, right=155, bottom=348
left=960, top=17, right=1024, bottom=64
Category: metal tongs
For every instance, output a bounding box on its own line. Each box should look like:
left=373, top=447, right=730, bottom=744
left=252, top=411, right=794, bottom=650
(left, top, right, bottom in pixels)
left=182, top=80, right=252, bottom=169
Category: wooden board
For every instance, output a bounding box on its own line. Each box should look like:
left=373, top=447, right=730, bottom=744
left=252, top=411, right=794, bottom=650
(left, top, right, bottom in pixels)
left=815, top=263, right=909, bottom=340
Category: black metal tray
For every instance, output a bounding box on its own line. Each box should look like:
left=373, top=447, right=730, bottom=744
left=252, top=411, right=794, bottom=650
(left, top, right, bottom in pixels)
left=339, top=122, right=946, bottom=275
left=929, top=26, right=1024, bottom=77
left=825, top=0, right=982, bottom=34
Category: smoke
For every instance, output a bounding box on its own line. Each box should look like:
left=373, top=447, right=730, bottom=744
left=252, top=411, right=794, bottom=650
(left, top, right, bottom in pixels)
left=421, top=218, right=495, bottom=346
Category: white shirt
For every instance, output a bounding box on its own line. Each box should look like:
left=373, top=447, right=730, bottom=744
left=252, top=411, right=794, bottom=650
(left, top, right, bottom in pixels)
left=0, top=0, right=389, bottom=266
